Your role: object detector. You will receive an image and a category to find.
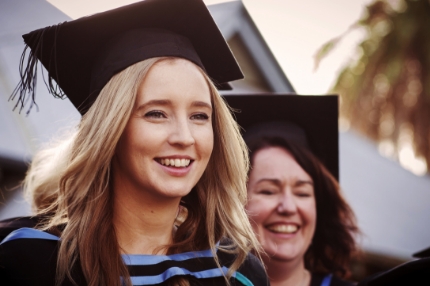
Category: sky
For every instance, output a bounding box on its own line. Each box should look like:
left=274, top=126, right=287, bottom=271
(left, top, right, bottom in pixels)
left=46, top=0, right=373, bottom=95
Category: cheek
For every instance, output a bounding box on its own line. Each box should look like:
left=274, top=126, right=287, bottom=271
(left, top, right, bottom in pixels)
left=246, top=196, right=273, bottom=227
left=120, top=120, right=142, bottom=150
left=302, top=200, right=317, bottom=232
left=310, top=207, right=317, bottom=231
left=196, top=126, right=214, bottom=158
left=126, top=122, right=166, bottom=153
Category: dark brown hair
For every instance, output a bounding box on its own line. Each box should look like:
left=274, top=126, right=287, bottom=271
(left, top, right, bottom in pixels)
left=247, top=136, right=359, bottom=278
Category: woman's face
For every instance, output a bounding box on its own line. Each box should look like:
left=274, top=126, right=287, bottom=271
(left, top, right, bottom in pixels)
left=114, top=58, right=213, bottom=200
left=246, top=146, right=316, bottom=263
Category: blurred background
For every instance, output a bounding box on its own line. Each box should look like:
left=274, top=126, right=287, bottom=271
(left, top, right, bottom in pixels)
left=1, top=0, right=429, bottom=281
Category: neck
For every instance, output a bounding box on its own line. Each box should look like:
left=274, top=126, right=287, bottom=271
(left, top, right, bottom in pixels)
left=112, top=179, right=181, bottom=255
left=265, top=256, right=310, bottom=286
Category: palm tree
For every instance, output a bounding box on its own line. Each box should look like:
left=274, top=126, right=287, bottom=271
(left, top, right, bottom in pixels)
left=316, top=0, right=430, bottom=175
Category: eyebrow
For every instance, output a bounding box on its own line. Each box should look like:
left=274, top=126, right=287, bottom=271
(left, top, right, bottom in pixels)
left=255, top=178, right=313, bottom=186
left=295, top=180, right=314, bottom=186
left=136, top=99, right=212, bottom=111
left=255, top=178, right=282, bottom=186
left=191, top=101, right=212, bottom=111
left=136, top=99, right=170, bottom=111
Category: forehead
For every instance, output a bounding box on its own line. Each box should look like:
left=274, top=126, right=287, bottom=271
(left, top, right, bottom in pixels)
left=250, top=147, right=312, bottom=182
left=137, top=58, right=211, bottom=102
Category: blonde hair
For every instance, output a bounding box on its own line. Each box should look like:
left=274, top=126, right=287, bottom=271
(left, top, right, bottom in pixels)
left=24, top=132, right=75, bottom=214
left=27, top=57, right=260, bottom=285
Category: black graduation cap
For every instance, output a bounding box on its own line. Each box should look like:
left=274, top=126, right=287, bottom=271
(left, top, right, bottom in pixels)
left=413, top=246, right=430, bottom=258
left=357, top=257, right=430, bottom=286
left=223, top=94, right=339, bottom=180
left=11, top=0, right=243, bottom=115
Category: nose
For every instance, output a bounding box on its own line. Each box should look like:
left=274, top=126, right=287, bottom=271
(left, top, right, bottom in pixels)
left=168, top=116, right=195, bottom=147
left=276, top=191, right=297, bottom=215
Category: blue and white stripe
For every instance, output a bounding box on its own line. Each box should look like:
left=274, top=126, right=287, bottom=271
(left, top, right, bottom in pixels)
left=0, top=228, right=254, bottom=285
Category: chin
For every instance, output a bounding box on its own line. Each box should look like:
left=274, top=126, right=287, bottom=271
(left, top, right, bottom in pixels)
left=264, top=244, right=304, bottom=263
left=155, top=185, right=194, bottom=198
left=272, top=253, right=301, bottom=262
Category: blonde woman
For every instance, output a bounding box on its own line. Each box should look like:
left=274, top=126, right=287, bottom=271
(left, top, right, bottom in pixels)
left=0, top=0, right=267, bottom=285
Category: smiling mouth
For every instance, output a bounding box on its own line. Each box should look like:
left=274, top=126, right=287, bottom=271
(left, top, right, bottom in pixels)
left=266, top=224, right=299, bottom=234
left=156, top=158, right=192, bottom=168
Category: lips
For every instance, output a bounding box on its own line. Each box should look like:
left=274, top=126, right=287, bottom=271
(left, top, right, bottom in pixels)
left=266, top=223, right=299, bottom=234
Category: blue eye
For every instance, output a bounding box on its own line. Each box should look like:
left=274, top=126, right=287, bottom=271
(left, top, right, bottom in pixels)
left=191, top=113, right=209, bottom=120
left=145, top=110, right=166, bottom=118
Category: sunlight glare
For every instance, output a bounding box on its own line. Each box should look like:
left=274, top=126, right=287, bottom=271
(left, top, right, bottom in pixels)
left=398, top=145, right=428, bottom=176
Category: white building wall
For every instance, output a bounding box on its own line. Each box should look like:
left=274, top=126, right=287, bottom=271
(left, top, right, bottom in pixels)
left=340, top=130, right=430, bottom=259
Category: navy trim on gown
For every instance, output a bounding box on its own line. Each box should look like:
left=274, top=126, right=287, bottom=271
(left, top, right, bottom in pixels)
left=0, top=227, right=268, bottom=286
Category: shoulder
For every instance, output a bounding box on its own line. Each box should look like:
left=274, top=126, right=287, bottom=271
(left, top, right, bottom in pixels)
left=236, top=253, right=269, bottom=286
left=0, top=216, right=41, bottom=241
left=311, top=273, right=356, bottom=286
left=330, top=275, right=356, bottom=286
left=0, top=228, right=59, bottom=285
left=217, top=249, right=269, bottom=286
left=357, top=257, right=430, bottom=286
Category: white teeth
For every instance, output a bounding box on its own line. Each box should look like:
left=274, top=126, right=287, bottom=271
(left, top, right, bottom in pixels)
left=159, top=158, right=191, bottom=167
left=267, top=224, right=298, bottom=234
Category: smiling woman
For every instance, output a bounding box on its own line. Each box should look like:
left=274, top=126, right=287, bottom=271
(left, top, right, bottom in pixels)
left=246, top=138, right=355, bottom=286
left=113, top=59, right=214, bottom=204
left=225, top=95, right=359, bottom=286
left=247, top=146, right=317, bottom=266
left=112, top=58, right=216, bottom=256
left=0, top=0, right=267, bottom=285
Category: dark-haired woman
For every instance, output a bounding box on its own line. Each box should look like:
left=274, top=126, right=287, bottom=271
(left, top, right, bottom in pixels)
left=246, top=135, right=358, bottom=286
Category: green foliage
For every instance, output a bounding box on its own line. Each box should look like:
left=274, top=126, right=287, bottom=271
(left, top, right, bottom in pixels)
left=317, top=0, right=430, bottom=174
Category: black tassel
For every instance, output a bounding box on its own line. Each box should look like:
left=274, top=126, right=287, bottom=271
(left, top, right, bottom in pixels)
left=9, top=24, right=66, bottom=115
left=44, top=23, right=66, bottom=100
left=9, top=44, right=39, bottom=115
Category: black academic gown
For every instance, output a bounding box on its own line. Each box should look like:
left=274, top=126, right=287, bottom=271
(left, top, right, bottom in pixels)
left=0, top=228, right=269, bottom=286
left=0, top=216, right=41, bottom=241
left=357, top=257, right=430, bottom=286
left=310, top=273, right=355, bottom=286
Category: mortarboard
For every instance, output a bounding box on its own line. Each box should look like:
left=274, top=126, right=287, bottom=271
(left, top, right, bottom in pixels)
left=223, top=94, right=339, bottom=180
left=11, top=0, right=243, bottom=115
left=357, top=257, right=430, bottom=286
left=413, top=246, right=430, bottom=258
